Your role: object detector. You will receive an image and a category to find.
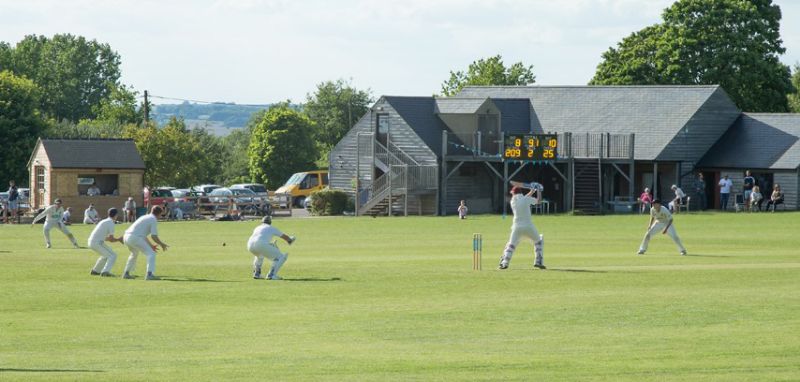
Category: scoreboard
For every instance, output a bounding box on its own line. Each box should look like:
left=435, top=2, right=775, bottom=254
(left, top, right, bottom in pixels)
left=503, top=134, right=558, bottom=161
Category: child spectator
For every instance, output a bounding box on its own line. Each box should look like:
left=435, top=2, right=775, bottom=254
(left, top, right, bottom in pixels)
left=457, top=200, right=468, bottom=219
left=639, top=188, right=652, bottom=214
left=749, top=185, right=763, bottom=212
left=765, top=184, right=784, bottom=212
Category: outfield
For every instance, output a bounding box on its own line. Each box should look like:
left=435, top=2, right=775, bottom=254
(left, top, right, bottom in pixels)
left=1, top=213, right=799, bottom=381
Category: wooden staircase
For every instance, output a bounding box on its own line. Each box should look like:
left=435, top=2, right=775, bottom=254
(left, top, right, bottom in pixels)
left=573, top=159, right=602, bottom=215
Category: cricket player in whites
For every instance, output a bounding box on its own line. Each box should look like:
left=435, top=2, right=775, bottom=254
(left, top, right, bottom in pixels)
left=122, top=206, right=170, bottom=280
left=248, top=215, right=295, bottom=280
left=638, top=199, right=687, bottom=256
left=499, top=181, right=546, bottom=270
left=88, top=208, right=123, bottom=276
left=31, top=198, right=80, bottom=248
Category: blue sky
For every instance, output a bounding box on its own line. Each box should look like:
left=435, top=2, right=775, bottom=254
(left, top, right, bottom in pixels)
left=2, top=0, right=799, bottom=104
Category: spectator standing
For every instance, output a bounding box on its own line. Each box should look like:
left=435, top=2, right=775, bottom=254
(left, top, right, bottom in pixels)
left=743, top=170, right=755, bottom=211
left=6, top=180, right=19, bottom=224
left=457, top=200, right=468, bottom=219
left=765, top=184, right=784, bottom=212
left=639, top=188, right=653, bottom=214
left=718, top=175, right=733, bottom=211
left=693, top=173, right=706, bottom=210
left=87, top=182, right=101, bottom=196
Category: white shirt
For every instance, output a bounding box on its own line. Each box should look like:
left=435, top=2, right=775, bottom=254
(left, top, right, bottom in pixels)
left=719, top=178, right=733, bottom=193
left=62, top=210, right=71, bottom=223
left=125, top=214, right=158, bottom=238
left=650, top=205, right=673, bottom=224
left=88, top=217, right=116, bottom=245
left=510, top=194, right=537, bottom=227
left=751, top=192, right=763, bottom=202
left=248, top=224, right=284, bottom=244
left=84, top=208, right=99, bottom=223
left=124, top=200, right=136, bottom=210
left=35, top=205, right=65, bottom=224
left=674, top=187, right=686, bottom=199
left=87, top=186, right=101, bottom=196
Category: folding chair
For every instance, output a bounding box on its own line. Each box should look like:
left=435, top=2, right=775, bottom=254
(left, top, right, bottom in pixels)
left=678, top=196, right=691, bottom=213
left=734, top=194, right=746, bottom=212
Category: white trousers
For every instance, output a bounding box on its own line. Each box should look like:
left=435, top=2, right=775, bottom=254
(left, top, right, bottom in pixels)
left=90, top=242, right=118, bottom=273
left=248, top=240, right=287, bottom=278
left=43, top=220, right=72, bottom=245
left=639, top=222, right=686, bottom=253
left=503, top=225, right=544, bottom=265
left=123, top=234, right=157, bottom=275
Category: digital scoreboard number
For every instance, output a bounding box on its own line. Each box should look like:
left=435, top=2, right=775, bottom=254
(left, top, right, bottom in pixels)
left=503, top=134, right=558, bottom=161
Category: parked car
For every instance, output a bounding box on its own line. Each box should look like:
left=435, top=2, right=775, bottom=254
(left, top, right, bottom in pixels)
left=275, top=170, right=328, bottom=207
left=192, top=184, right=222, bottom=194
left=145, top=187, right=176, bottom=208
left=230, top=183, right=269, bottom=197
left=168, top=189, right=203, bottom=217
left=208, top=187, right=269, bottom=215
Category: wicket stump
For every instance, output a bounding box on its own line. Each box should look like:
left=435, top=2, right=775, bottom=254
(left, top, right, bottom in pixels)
left=472, top=233, right=482, bottom=270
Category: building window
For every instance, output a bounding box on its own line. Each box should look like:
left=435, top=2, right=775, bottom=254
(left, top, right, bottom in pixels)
left=78, top=174, right=119, bottom=196
left=376, top=114, right=389, bottom=146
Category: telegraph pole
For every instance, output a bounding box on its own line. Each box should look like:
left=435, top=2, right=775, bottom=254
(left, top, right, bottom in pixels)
left=143, top=90, right=150, bottom=124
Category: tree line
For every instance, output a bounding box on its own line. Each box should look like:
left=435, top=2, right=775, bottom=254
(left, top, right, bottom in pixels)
left=3, top=0, right=800, bottom=190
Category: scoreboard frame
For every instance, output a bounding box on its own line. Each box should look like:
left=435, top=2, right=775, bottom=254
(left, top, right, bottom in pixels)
left=503, top=134, right=558, bottom=161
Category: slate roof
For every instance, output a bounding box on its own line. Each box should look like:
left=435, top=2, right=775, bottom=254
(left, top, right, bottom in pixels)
left=434, top=98, right=489, bottom=114
left=697, top=113, right=800, bottom=170
left=383, top=96, right=448, bottom=156
left=492, top=98, right=531, bottom=135
left=34, top=139, right=146, bottom=169
left=457, top=85, right=740, bottom=161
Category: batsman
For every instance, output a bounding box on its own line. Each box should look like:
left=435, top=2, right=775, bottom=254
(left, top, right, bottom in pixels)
left=499, top=180, right=546, bottom=270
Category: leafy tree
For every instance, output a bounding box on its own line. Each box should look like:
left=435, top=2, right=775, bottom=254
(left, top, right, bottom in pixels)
left=123, top=118, right=220, bottom=187
left=591, top=0, right=794, bottom=112
left=248, top=104, right=317, bottom=189
left=4, top=34, right=123, bottom=121
left=441, top=55, right=536, bottom=96
left=789, top=64, right=800, bottom=113
left=93, top=83, right=140, bottom=125
left=43, top=119, right=125, bottom=139
left=220, top=126, right=253, bottom=185
left=304, top=79, right=373, bottom=153
left=0, top=71, right=48, bottom=187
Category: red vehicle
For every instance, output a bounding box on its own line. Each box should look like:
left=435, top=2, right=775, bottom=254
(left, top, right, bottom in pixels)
left=144, top=187, right=175, bottom=208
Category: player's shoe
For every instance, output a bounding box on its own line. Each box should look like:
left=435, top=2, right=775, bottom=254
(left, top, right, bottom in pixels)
left=100, top=272, right=114, bottom=277
left=498, top=262, right=508, bottom=270
left=637, top=250, right=645, bottom=255
left=680, top=250, right=687, bottom=256
left=46, top=243, right=51, bottom=249
left=266, top=274, right=282, bottom=280
left=145, top=272, right=159, bottom=281
left=122, top=272, right=134, bottom=279
left=534, top=263, right=547, bottom=270
left=72, top=243, right=80, bottom=249
left=253, top=270, right=262, bottom=279
left=90, top=270, right=101, bottom=276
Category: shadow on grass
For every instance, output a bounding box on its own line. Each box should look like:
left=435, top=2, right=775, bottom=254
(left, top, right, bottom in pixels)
left=158, top=276, right=241, bottom=283
left=0, top=368, right=104, bottom=373
left=283, top=277, right=343, bottom=282
left=547, top=268, right=609, bottom=273
left=683, top=253, right=732, bottom=258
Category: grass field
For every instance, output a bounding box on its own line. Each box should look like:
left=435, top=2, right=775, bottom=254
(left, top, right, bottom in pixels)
left=1, top=212, right=799, bottom=381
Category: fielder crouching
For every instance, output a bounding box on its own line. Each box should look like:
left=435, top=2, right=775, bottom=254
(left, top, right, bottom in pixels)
left=122, top=206, right=170, bottom=280
left=638, top=199, right=687, bottom=256
left=499, top=183, right=546, bottom=270
left=248, top=216, right=295, bottom=280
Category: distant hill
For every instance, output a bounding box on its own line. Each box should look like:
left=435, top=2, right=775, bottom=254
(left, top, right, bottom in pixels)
left=151, top=102, right=270, bottom=136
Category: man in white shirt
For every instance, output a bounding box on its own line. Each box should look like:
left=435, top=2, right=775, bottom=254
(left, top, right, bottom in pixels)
left=248, top=215, right=296, bottom=280
left=31, top=198, right=80, bottom=249
left=62, top=207, right=73, bottom=225
left=669, top=185, right=686, bottom=213
left=83, top=204, right=100, bottom=224
left=499, top=183, right=546, bottom=270
left=718, top=175, right=733, bottom=210
left=638, top=199, right=687, bottom=256
left=123, top=197, right=136, bottom=223
left=87, top=183, right=101, bottom=196
left=121, top=206, right=170, bottom=280
left=89, top=208, right=123, bottom=277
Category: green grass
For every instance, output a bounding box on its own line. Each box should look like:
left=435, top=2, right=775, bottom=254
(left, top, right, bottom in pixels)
left=1, top=212, right=799, bottom=381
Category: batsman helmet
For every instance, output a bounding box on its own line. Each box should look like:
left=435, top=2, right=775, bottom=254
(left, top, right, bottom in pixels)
left=261, top=215, right=272, bottom=225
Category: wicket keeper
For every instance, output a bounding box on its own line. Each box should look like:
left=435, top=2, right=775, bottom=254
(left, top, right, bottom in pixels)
left=247, top=216, right=295, bottom=280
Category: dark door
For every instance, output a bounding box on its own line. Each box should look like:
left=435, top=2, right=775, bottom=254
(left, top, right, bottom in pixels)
left=376, top=114, right=389, bottom=147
